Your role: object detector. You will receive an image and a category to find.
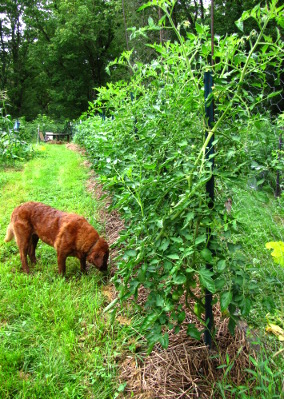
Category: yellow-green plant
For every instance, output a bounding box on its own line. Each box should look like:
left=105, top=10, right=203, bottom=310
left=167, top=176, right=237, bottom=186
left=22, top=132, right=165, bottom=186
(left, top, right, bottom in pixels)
left=266, top=241, right=284, bottom=267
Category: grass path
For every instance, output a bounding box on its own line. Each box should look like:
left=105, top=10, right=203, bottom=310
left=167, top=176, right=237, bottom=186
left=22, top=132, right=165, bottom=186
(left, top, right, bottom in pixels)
left=0, top=145, right=131, bottom=399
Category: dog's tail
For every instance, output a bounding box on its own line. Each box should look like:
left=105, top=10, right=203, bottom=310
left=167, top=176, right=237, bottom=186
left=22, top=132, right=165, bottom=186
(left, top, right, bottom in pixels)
left=4, top=223, right=14, bottom=242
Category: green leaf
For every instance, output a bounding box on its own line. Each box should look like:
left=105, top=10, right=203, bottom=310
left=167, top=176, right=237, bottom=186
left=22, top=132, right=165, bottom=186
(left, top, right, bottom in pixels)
left=235, top=19, right=244, bottom=32
left=183, top=247, right=194, bottom=257
left=148, top=17, right=155, bottom=26
left=267, top=90, right=282, bottom=99
left=177, top=140, right=187, bottom=147
left=195, top=22, right=204, bottom=35
left=156, top=219, right=163, bottom=228
left=173, top=274, right=186, bottom=285
left=138, top=2, right=157, bottom=12
left=156, top=294, right=164, bottom=307
left=194, top=303, right=203, bottom=318
left=187, top=324, right=201, bottom=340
left=199, top=268, right=216, bottom=293
left=167, top=254, right=180, bottom=260
left=159, top=333, right=169, bottom=349
left=220, top=291, right=233, bottom=311
left=160, top=239, right=170, bottom=252
left=144, top=163, right=157, bottom=170
left=117, top=383, right=127, bottom=393
left=201, top=248, right=213, bottom=262
left=240, top=297, right=251, bottom=316
left=217, top=260, right=226, bottom=272
left=178, top=311, right=186, bottom=323
left=195, top=235, right=207, bottom=245
left=124, top=250, right=137, bottom=258
left=228, top=317, right=236, bottom=335
left=182, top=212, right=194, bottom=229
left=215, top=277, right=226, bottom=290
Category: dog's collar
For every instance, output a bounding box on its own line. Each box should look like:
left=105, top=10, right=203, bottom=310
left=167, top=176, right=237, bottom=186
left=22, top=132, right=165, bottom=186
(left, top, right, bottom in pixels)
left=87, top=239, right=99, bottom=255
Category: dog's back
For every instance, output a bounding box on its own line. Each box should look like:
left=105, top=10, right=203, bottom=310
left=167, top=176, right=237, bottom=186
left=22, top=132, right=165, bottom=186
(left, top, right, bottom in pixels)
left=6, top=202, right=68, bottom=246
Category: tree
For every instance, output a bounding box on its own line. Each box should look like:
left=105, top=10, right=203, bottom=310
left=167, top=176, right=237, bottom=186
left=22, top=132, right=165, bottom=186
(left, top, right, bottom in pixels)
left=0, top=0, right=125, bottom=120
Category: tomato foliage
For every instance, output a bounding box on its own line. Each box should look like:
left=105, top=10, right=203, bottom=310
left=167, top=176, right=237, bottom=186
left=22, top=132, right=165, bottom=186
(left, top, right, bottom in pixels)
left=74, top=0, right=283, bottom=348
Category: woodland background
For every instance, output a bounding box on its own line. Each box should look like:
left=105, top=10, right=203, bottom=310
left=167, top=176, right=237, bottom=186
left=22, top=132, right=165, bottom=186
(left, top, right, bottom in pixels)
left=1, top=0, right=280, bottom=121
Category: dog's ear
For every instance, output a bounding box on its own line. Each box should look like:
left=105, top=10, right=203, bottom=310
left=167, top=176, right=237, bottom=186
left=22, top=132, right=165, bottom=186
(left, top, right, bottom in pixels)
left=97, top=251, right=109, bottom=272
left=87, top=238, right=109, bottom=272
left=87, top=250, right=109, bottom=271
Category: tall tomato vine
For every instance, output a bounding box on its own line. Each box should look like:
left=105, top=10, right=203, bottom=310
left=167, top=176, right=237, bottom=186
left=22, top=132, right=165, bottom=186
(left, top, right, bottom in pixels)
left=75, top=0, right=284, bottom=349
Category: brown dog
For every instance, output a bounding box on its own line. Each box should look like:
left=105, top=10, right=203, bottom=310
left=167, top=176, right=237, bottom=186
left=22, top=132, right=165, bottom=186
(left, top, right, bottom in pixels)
left=4, top=201, right=109, bottom=275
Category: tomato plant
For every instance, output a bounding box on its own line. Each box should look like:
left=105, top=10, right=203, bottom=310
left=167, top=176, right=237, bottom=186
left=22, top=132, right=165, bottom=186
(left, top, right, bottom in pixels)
left=75, top=0, right=283, bottom=348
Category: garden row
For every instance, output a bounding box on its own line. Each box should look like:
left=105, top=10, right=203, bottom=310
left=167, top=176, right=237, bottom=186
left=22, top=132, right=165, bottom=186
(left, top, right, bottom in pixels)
left=74, top=0, right=284, bottom=350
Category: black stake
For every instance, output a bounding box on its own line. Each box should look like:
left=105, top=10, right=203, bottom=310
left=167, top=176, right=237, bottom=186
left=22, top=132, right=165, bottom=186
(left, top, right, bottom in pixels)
left=275, top=130, right=282, bottom=197
left=203, top=0, right=215, bottom=348
left=204, top=71, right=214, bottom=348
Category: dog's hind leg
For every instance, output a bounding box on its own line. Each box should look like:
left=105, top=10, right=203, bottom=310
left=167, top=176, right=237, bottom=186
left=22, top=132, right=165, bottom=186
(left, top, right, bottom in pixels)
left=13, top=222, right=31, bottom=273
left=28, top=234, right=39, bottom=265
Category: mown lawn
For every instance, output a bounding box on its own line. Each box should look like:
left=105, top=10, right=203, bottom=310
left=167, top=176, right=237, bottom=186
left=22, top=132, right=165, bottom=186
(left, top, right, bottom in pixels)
left=228, top=181, right=284, bottom=327
left=0, top=145, right=133, bottom=399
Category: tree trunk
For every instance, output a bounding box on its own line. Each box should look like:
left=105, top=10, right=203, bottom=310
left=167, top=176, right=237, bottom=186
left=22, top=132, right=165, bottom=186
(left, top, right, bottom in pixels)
left=122, top=0, right=129, bottom=50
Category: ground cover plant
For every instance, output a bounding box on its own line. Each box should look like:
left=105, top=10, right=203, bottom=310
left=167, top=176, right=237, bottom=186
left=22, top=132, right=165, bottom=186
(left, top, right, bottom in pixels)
left=74, top=1, right=284, bottom=396
left=0, top=144, right=135, bottom=399
left=0, top=92, right=34, bottom=164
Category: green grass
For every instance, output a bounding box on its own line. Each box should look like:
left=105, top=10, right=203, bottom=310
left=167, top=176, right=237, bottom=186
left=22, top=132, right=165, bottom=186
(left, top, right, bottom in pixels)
left=215, top=180, right=284, bottom=399
left=229, top=181, right=284, bottom=326
left=0, top=144, right=134, bottom=399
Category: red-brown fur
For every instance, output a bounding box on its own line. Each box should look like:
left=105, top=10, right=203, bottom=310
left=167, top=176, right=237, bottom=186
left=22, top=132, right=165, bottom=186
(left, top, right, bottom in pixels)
left=4, top=202, right=109, bottom=275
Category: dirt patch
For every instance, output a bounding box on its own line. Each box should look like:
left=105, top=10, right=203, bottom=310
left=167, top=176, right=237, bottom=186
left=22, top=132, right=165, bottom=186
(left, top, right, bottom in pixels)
left=102, top=285, right=116, bottom=302
left=66, top=143, right=124, bottom=270
left=273, top=215, right=284, bottom=226
left=18, top=370, right=31, bottom=381
left=66, top=143, right=85, bottom=153
left=46, top=140, right=65, bottom=144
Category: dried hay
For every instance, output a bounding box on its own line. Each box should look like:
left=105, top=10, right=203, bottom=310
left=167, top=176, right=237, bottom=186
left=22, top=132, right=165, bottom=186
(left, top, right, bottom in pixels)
left=116, top=287, right=257, bottom=398
left=118, top=317, right=255, bottom=399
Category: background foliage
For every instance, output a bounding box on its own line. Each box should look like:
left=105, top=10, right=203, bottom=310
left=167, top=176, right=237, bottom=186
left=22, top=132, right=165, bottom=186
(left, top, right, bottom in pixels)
left=1, top=0, right=280, bottom=121
left=0, top=91, right=33, bottom=162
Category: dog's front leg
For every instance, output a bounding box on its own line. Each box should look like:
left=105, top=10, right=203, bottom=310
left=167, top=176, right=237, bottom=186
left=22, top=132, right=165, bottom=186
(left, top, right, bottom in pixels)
left=57, top=252, right=67, bottom=276
left=80, top=256, right=87, bottom=273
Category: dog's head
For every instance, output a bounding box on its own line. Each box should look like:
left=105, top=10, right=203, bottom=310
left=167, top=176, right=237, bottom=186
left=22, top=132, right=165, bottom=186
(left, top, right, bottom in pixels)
left=87, top=238, right=109, bottom=272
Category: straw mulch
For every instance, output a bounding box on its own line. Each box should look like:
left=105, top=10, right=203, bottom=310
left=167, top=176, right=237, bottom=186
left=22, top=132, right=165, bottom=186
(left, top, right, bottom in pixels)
left=66, top=143, right=257, bottom=399
left=118, top=311, right=255, bottom=399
